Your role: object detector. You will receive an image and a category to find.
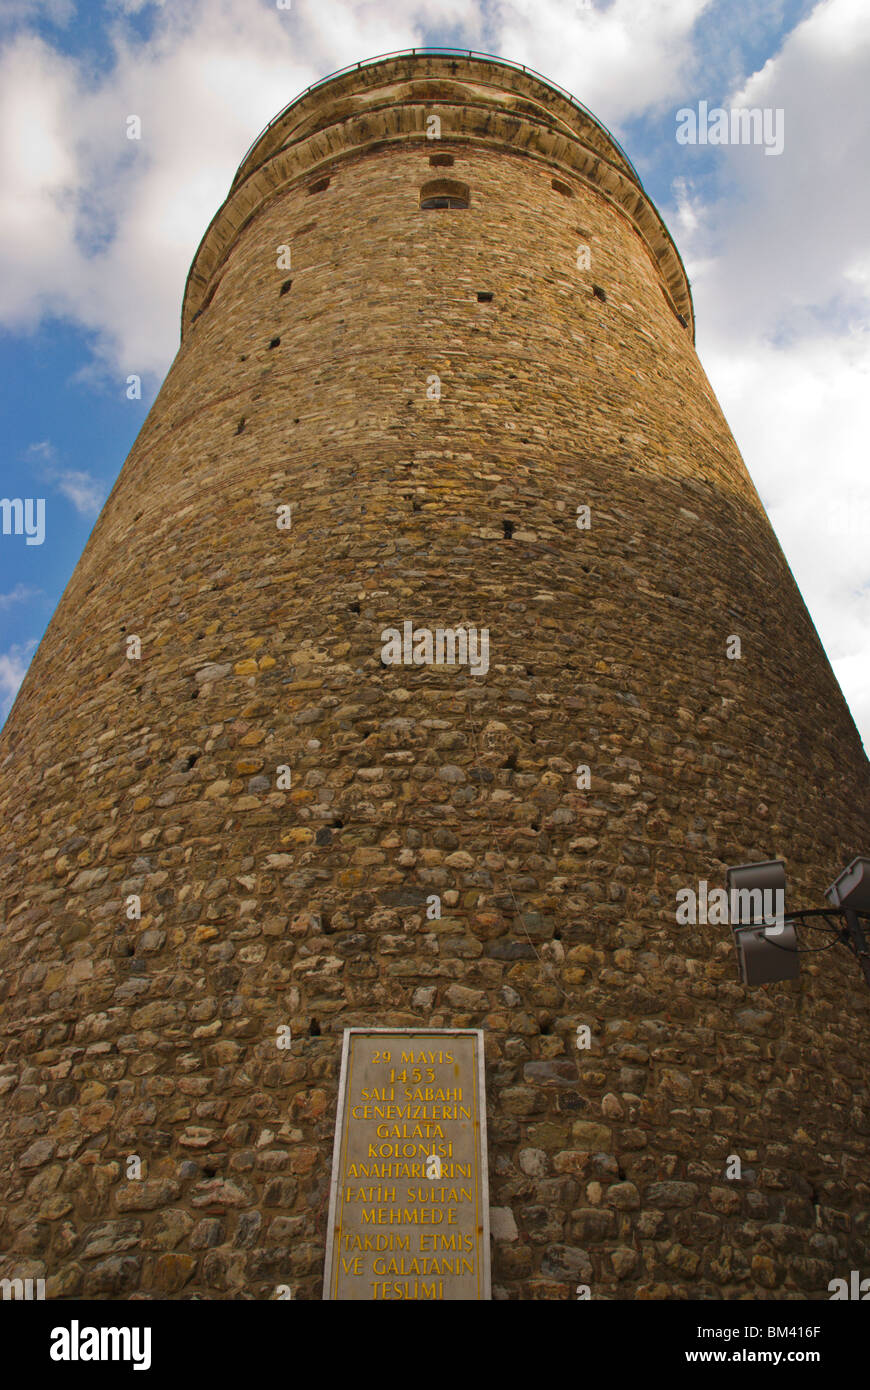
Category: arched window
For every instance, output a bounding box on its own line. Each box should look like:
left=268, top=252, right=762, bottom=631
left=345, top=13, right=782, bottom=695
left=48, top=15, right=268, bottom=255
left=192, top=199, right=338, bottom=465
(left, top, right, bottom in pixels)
left=419, top=178, right=470, bottom=210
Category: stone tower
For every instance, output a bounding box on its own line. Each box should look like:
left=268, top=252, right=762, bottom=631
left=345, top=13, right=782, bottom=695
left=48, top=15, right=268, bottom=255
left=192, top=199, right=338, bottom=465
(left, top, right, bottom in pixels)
left=1, top=52, right=868, bottom=1303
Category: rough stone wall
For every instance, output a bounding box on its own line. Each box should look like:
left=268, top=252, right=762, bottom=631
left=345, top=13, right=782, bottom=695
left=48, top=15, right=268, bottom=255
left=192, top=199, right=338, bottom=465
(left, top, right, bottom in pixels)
left=0, top=58, right=868, bottom=1301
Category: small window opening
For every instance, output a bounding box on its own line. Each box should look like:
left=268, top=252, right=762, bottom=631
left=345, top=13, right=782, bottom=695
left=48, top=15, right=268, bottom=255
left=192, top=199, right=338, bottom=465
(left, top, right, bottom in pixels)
left=279, top=279, right=292, bottom=295
left=502, top=519, right=514, bottom=539
left=477, top=291, right=493, bottom=303
left=309, top=1018, right=321, bottom=1037
left=429, top=153, right=454, bottom=167
left=268, top=336, right=280, bottom=349
left=552, top=178, right=573, bottom=198
left=308, top=177, right=330, bottom=195
left=420, top=178, right=470, bottom=210
left=592, top=285, right=607, bottom=302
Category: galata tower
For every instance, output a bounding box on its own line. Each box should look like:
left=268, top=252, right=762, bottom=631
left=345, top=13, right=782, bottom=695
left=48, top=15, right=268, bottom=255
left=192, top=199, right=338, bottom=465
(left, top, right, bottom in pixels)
left=1, top=52, right=868, bottom=1303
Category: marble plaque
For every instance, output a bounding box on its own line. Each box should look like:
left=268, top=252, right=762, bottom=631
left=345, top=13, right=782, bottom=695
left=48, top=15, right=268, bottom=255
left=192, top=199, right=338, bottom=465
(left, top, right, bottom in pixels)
left=323, top=1028, right=490, bottom=1300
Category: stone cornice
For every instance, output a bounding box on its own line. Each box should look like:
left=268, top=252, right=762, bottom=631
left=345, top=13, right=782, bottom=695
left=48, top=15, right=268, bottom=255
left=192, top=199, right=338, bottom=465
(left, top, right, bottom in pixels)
left=181, top=54, right=694, bottom=340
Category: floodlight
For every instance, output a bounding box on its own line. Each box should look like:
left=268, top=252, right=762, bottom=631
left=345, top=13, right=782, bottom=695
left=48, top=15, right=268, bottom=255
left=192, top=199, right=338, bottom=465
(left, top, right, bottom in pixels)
left=725, top=859, right=787, bottom=925
left=825, top=857, right=870, bottom=911
left=719, top=855, right=870, bottom=992
left=732, top=923, right=799, bottom=986
left=724, top=860, right=795, bottom=984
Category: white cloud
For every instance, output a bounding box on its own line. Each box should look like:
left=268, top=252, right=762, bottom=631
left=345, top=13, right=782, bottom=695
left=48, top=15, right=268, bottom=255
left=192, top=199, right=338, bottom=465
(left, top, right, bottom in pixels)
left=105, top=0, right=165, bottom=13
left=0, top=0, right=76, bottom=30
left=0, top=640, right=37, bottom=720
left=26, top=439, right=105, bottom=516
left=491, top=0, right=713, bottom=125
left=0, top=584, right=43, bottom=609
left=54, top=469, right=106, bottom=515
left=0, top=0, right=486, bottom=379
left=0, top=35, right=81, bottom=324
left=679, top=1, right=870, bottom=344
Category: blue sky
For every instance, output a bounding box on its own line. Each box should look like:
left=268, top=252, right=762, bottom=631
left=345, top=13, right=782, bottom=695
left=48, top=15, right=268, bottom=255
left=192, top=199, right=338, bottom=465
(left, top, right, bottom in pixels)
left=1, top=0, right=869, bottom=746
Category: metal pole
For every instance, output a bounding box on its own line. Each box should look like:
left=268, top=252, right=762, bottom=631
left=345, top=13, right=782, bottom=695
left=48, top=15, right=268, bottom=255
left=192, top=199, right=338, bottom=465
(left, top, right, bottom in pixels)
left=844, top=908, right=870, bottom=988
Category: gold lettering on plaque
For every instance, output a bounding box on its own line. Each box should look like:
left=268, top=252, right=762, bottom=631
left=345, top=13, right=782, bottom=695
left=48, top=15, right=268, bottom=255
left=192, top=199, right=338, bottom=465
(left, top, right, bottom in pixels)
left=324, top=1030, right=489, bottom=1300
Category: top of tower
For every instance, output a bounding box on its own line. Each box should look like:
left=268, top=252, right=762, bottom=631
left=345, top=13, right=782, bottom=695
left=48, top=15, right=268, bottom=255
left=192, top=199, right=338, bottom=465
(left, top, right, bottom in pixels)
left=182, top=49, right=693, bottom=338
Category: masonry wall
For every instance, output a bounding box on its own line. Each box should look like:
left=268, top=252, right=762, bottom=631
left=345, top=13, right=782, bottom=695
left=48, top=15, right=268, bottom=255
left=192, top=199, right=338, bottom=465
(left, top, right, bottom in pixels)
left=1, top=64, right=868, bottom=1300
